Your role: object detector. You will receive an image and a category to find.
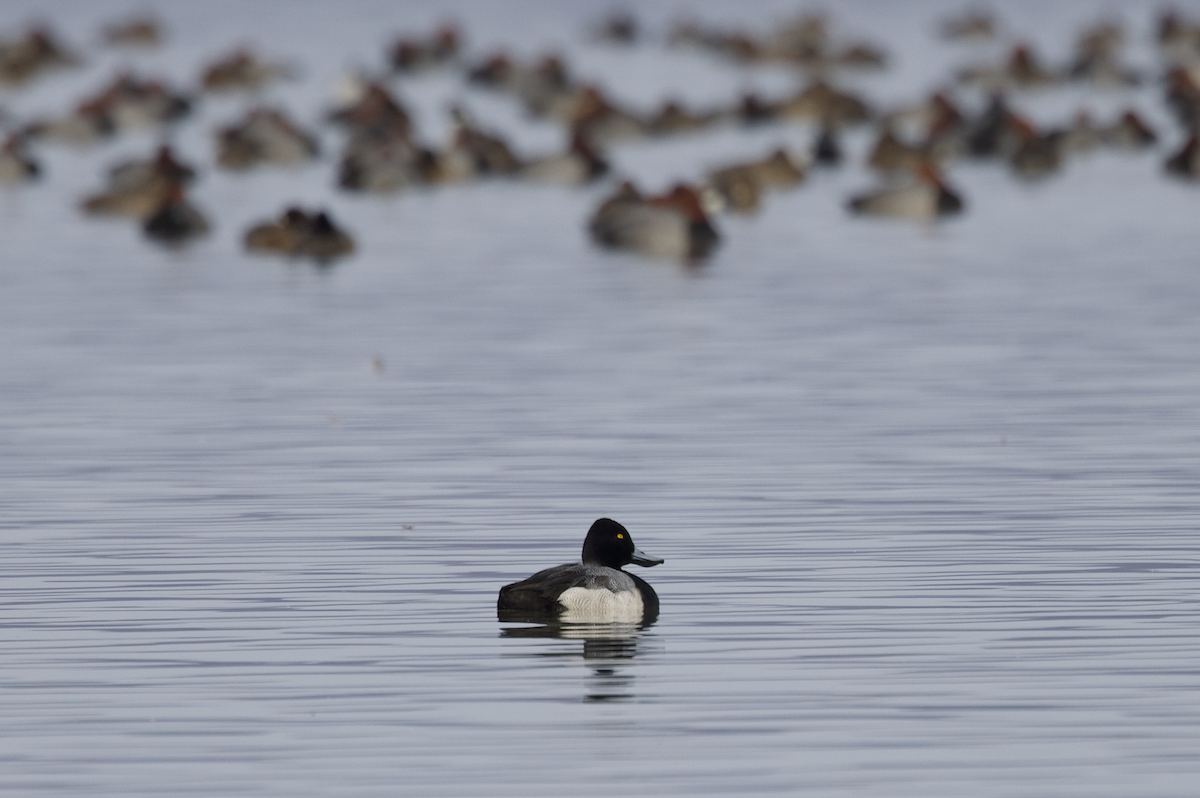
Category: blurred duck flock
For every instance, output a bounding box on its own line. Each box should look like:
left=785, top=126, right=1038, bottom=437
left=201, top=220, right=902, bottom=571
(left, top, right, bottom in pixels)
left=3, top=0, right=1200, bottom=258
left=4, top=1, right=1200, bottom=796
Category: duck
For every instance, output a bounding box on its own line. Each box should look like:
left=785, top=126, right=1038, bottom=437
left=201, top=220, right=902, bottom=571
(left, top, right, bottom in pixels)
left=388, top=24, right=460, bottom=73
left=1008, top=115, right=1065, bottom=181
left=592, top=12, right=638, bottom=45
left=646, top=99, right=719, bottom=136
left=0, top=26, right=79, bottom=87
left=515, top=54, right=576, bottom=119
left=940, top=10, right=995, bottom=41
left=1099, top=110, right=1157, bottom=150
left=108, top=144, right=196, bottom=190
left=704, top=147, right=806, bottom=214
left=82, top=72, right=192, bottom=133
left=245, top=206, right=311, bottom=253
left=964, top=93, right=1016, bottom=158
left=81, top=176, right=172, bottom=218
left=778, top=80, right=871, bottom=126
left=103, top=17, right=162, bottom=47
left=244, top=207, right=355, bottom=263
left=142, top=184, right=209, bottom=244
left=1165, top=135, right=1200, bottom=178
left=847, top=162, right=964, bottom=219
left=1164, top=67, right=1200, bottom=131
left=958, top=44, right=1061, bottom=90
left=201, top=48, right=293, bottom=92
left=588, top=182, right=720, bottom=261
left=437, top=105, right=521, bottom=180
left=567, top=85, right=649, bottom=145
left=497, top=518, right=664, bottom=623
left=216, top=107, right=319, bottom=170
left=519, top=130, right=609, bottom=185
left=1067, top=22, right=1140, bottom=88
left=296, top=211, right=355, bottom=263
left=80, top=145, right=196, bottom=217
left=0, top=134, right=40, bottom=184
left=328, top=81, right=413, bottom=139
left=734, top=92, right=782, bottom=125
left=812, top=124, right=843, bottom=166
left=867, top=127, right=925, bottom=174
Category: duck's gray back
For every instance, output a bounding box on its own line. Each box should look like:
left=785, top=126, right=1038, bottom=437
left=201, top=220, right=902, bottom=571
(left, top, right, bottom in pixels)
left=573, top=564, right=637, bottom=592
left=498, top=563, right=638, bottom=616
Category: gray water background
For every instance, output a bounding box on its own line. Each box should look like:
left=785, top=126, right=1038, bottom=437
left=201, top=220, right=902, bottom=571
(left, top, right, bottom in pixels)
left=2, top=1, right=1199, bottom=794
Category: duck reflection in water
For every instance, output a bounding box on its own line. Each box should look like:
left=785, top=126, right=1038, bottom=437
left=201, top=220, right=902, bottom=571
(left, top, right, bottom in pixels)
left=500, top=620, right=654, bottom=702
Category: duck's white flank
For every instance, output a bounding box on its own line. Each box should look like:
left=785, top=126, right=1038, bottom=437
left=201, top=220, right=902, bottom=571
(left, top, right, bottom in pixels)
left=557, top=586, right=644, bottom=623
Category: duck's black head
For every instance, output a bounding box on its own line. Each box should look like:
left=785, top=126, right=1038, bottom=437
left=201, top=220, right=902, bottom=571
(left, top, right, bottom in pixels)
left=581, top=518, right=664, bottom=569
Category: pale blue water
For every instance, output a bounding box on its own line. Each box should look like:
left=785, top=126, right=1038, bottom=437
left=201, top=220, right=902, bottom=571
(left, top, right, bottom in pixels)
left=2, top=1, right=1200, bottom=795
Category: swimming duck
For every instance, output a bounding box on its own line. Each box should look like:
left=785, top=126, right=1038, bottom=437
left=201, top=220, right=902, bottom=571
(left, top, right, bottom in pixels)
left=735, top=92, right=782, bottom=125
left=497, top=518, right=664, bottom=623
left=847, top=162, right=964, bottom=219
left=1008, top=115, right=1065, bottom=180
left=1158, top=11, right=1200, bottom=62
left=519, top=130, right=609, bottom=185
left=328, top=81, right=413, bottom=140
left=867, top=127, right=925, bottom=174
left=1165, top=135, right=1200, bottom=178
left=1099, top=110, right=1157, bottom=150
left=778, top=80, right=871, bottom=126
left=82, top=72, right=192, bottom=133
left=388, top=24, right=460, bottom=73
left=244, top=207, right=355, bottom=263
left=437, top=105, right=520, bottom=180
left=216, top=107, right=319, bottom=170
left=812, top=124, right=843, bottom=166
left=515, top=54, right=576, bottom=118
left=297, top=212, right=355, bottom=263
left=566, top=85, right=649, bottom=145
left=940, top=11, right=996, bottom=41
left=21, top=76, right=190, bottom=145
left=245, top=206, right=310, bottom=254
left=704, top=147, right=806, bottom=214
left=0, top=26, right=79, bottom=87
left=21, top=105, right=113, bottom=146
left=142, top=184, right=209, bottom=244
left=80, top=145, right=196, bottom=217
left=958, top=44, right=1061, bottom=90
left=589, top=181, right=720, bottom=261
left=0, top=134, right=40, bottom=184
left=108, top=144, right=196, bottom=190
left=646, top=99, right=719, bottom=136
left=964, top=93, right=1016, bottom=158
left=201, top=48, right=293, bottom=92
left=339, top=137, right=437, bottom=192
left=103, top=17, right=162, bottom=47
left=591, top=12, right=638, bottom=45
left=1164, top=67, right=1200, bottom=131
left=1067, top=22, right=1140, bottom=88
left=465, top=51, right=577, bottom=121
left=704, top=167, right=761, bottom=214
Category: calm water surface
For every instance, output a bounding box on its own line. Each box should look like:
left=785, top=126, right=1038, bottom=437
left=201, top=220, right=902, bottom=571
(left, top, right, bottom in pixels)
left=2, top=1, right=1199, bottom=795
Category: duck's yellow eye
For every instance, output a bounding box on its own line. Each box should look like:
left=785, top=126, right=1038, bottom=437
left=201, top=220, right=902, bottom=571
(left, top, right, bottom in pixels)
left=617, top=533, right=624, bottom=539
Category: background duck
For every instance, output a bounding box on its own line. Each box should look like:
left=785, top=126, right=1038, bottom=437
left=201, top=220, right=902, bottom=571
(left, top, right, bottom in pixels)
left=1165, top=134, right=1200, bottom=178
left=142, top=184, right=209, bottom=244
left=589, top=182, right=719, bottom=261
left=519, top=130, right=609, bottom=185
left=0, top=134, right=40, bottom=184
left=847, top=162, right=964, bottom=219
